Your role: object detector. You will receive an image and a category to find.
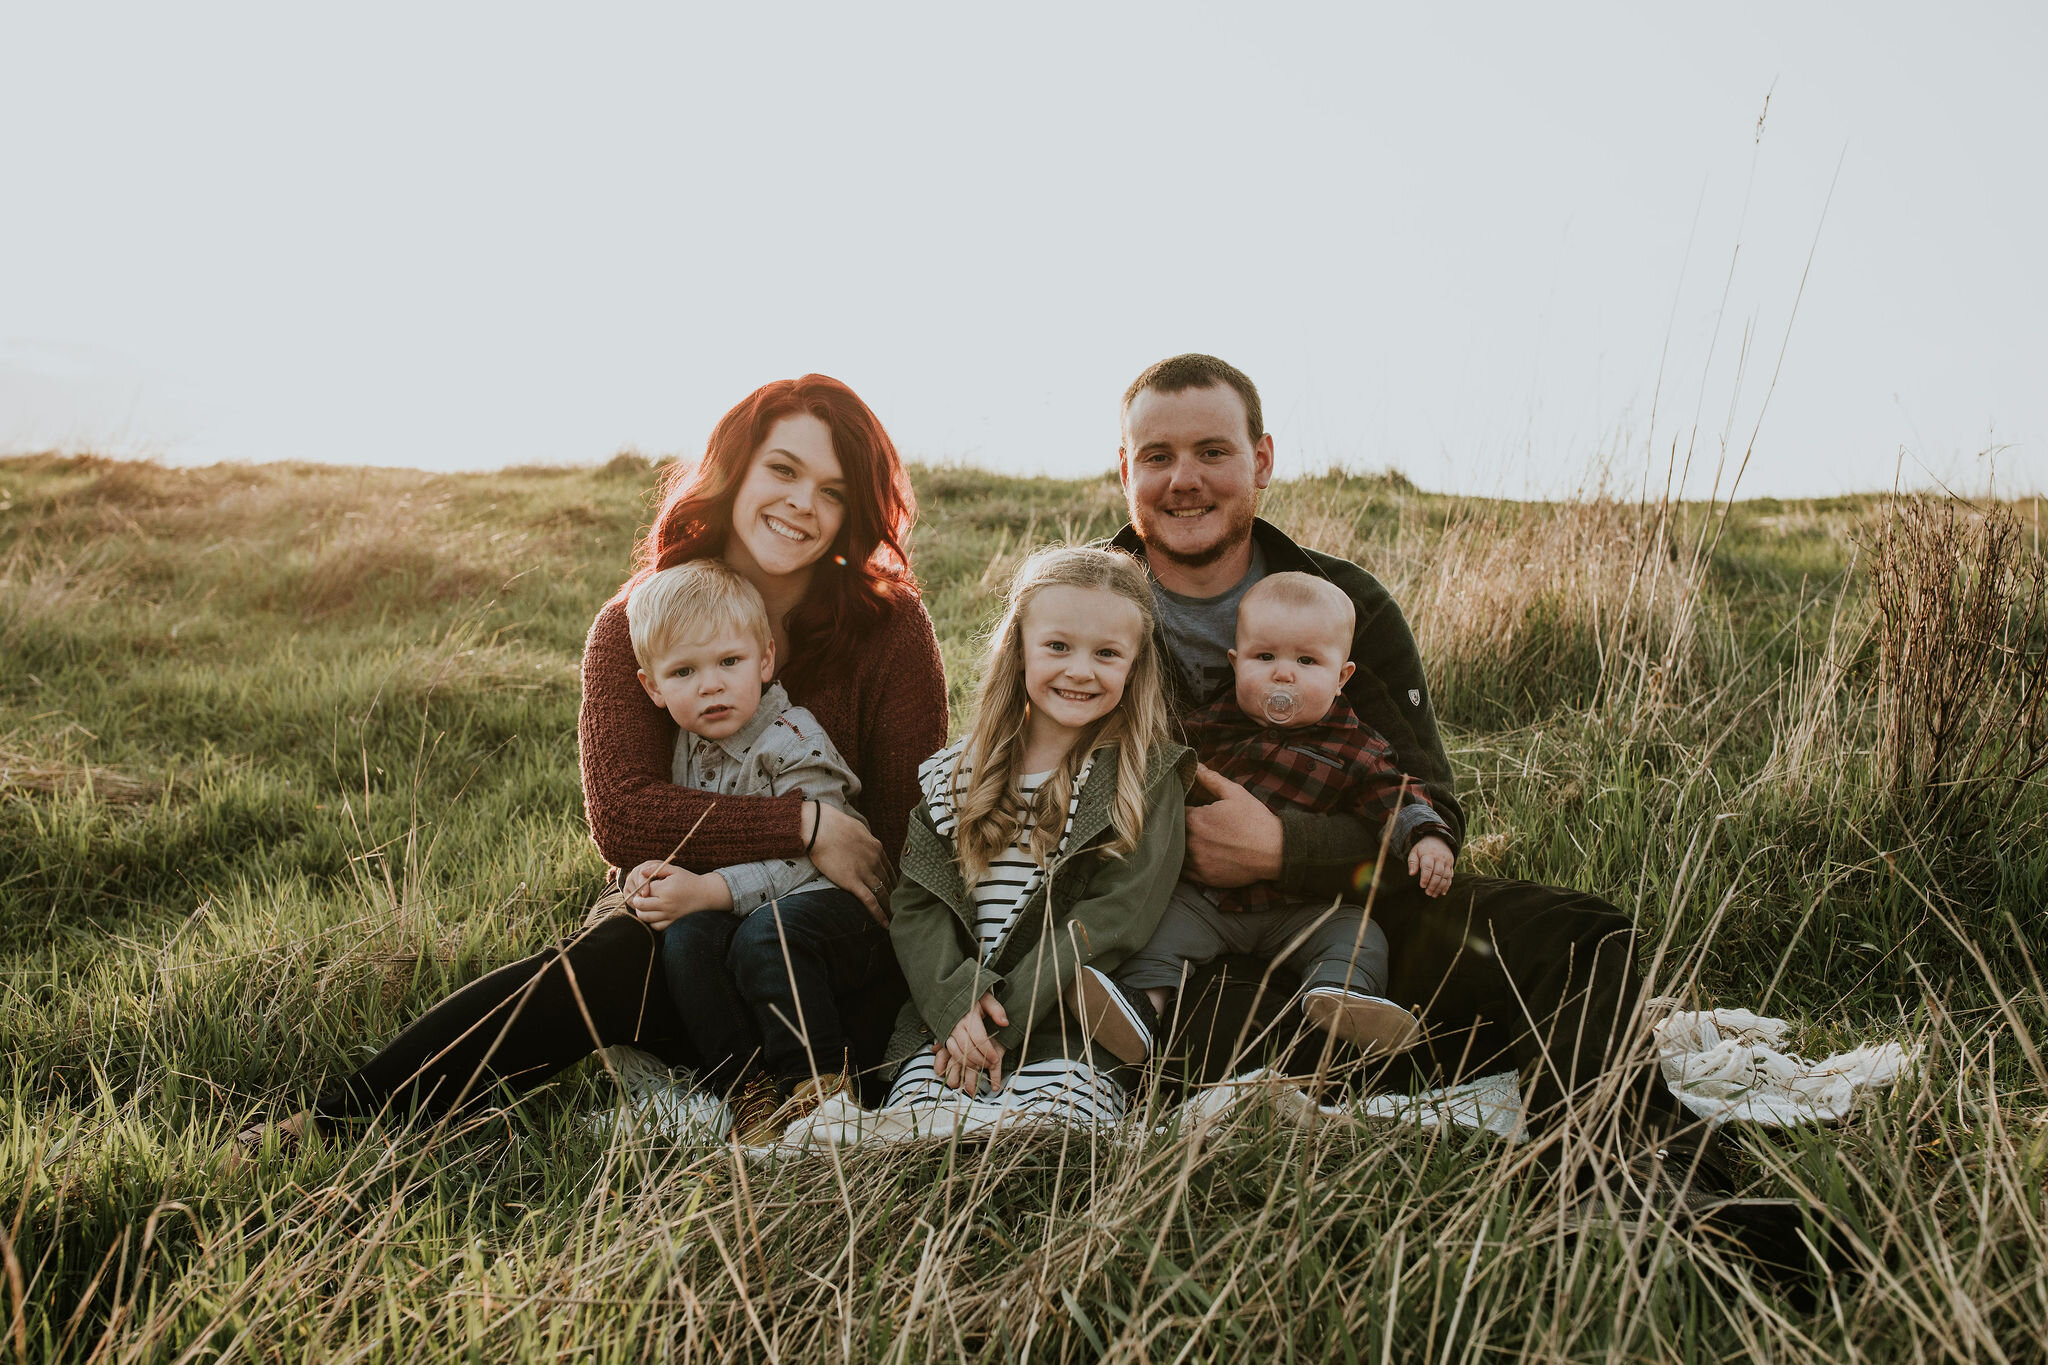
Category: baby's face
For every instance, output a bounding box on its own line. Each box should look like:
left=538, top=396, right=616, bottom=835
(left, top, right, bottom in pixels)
left=637, top=629, right=773, bottom=741
left=1229, top=599, right=1355, bottom=728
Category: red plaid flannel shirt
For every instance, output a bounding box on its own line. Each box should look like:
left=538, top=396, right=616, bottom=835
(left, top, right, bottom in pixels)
left=1185, top=692, right=1450, bottom=913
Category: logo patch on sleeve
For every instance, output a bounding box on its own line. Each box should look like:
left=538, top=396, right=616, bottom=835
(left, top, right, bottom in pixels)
left=1408, top=689, right=1422, bottom=706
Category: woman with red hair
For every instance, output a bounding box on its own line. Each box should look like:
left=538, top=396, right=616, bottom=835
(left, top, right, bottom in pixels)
left=251, top=376, right=946, bottom=1151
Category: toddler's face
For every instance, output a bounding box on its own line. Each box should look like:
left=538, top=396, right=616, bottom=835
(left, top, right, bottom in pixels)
left=1229, top=599, right=1355, bottom=728
left=637, top=630, right=774, bottom=741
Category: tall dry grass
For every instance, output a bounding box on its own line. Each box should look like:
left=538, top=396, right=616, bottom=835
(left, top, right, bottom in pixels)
left=4, top=921, right=2041, bottom=1362
left=5, top=455, right=2046, bottom=1360
left=1864, top=494, right=2048, bottom=818
left=1261, top=479, right=1707, bottom=730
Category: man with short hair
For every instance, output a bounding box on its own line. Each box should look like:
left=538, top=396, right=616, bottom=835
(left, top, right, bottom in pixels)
left=1110, top=355, right=1838, bottom=1285
left=1111, top=352, right=1684, bottom=1152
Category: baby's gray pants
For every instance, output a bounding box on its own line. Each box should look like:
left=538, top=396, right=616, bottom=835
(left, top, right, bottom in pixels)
left=1116, top=881, right=1390, bottom=998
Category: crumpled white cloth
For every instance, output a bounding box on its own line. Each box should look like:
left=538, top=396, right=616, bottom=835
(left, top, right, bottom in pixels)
left=1651, top=1007, right=1917, bottom=1126
left=635, top=1007, right=1917, bottom=1154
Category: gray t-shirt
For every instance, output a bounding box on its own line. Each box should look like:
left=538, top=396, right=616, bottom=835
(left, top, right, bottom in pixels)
left=1149, top=540, right=1269, bottom=705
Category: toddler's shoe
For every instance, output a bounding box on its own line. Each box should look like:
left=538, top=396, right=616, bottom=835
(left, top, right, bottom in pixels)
left=778, top=1068, right=851, bottom=1127
left=1068, top=965, right=1159, bottom=1065
left=1301, top=988, right=1422, bottom=1057
left=732, top=1067, right=854, bottom=1147
left=729, top=1074, right=787, bottom=1147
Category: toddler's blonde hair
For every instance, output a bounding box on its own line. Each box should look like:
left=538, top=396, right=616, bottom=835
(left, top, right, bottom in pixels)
left=626, top=559, right=771, bottom=672
left=950, top=544, right=1172, bottom=888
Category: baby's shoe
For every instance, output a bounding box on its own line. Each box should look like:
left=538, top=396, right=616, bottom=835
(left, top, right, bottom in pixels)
left=1068, top=965, right=1159, bottom=1064
left=1301, top=988, right=1422, bottom=1058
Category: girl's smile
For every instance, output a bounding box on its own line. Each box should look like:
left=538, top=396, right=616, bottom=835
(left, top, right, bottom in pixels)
left=1018, top=585, right=1146, bottom=767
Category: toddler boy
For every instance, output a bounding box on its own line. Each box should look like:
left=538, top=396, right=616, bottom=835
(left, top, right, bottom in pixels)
left=1071, top=572, right=1456, bottom=1063
left=619, top=558, right=877, bottom=1139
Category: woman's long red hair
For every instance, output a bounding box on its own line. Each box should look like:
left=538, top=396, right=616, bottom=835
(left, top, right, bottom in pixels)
left=620, top=375, right=918, bottom=691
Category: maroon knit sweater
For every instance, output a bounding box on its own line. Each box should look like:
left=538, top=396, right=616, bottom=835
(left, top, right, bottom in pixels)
left=577, top=591, right=948, bottom=872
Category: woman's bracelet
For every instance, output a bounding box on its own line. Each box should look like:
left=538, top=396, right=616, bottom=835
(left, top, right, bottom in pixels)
left=805, top=800, right=821, bottom=856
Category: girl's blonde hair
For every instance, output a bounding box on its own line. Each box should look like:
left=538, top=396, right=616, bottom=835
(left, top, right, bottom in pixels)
left=951, top=545, right=1173, bottom=887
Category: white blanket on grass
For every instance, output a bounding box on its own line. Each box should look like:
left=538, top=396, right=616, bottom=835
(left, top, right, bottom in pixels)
left=1653, top=1007, right=1916, bottom=1126
left=761, top=1008, right=1916, bottom=1152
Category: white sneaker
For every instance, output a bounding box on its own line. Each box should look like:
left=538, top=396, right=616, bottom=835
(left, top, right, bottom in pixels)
left=1301, top=989, right=1422, bottom=1057
left=587, top=1053, right=733, bottom=1144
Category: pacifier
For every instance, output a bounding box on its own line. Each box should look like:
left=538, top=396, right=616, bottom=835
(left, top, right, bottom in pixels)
left=1259, top=688, right=1300, bottom=725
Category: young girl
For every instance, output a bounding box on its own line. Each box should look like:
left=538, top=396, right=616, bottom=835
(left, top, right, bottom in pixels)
left=880, top=545, right=1193, bottom=1124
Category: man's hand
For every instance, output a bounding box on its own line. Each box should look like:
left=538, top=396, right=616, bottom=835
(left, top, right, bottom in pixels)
left=1408, top=834, right=1456, bottom=898
left=941, top=992, right=1009, bottom=1092
left=623, top=861, right=728, bottom=930
left=1183, top=765, right=1284, bottom=888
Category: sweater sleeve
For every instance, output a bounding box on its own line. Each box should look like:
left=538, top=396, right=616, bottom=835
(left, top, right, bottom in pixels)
left=1342, top=576, right=1462, bottom=843
left=859, top=596, right=950, bottom=870
left=1275, top=561, right=1464, bottom=901
left=577, top=600, right=806, bottom=870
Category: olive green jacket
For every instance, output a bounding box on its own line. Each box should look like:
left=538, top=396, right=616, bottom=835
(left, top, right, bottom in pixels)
left=884, top=741, right=1196, bottom=1071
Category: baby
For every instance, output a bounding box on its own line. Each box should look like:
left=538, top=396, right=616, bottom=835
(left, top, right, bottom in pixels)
left=1071, top=571, right=1456, bottom=1062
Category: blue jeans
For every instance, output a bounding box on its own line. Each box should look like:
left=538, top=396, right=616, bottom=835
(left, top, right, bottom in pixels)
left=661, top=887, right=890, bottom=1095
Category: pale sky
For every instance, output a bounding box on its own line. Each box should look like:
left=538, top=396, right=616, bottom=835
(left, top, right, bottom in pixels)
left=3, top=2, right=2043, bottom=499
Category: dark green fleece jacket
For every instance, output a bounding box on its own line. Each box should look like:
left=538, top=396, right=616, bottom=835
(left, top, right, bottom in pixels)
left=1111, top=517, right=1465, bottom=897
left=883, top=741, right=1196, bottom=1071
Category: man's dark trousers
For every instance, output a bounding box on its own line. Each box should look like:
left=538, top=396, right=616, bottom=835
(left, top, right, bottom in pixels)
left=1165, top=873, right=1689, bottom=1143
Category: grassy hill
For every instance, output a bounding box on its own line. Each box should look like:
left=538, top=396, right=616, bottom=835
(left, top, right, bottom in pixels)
left=2, top=452, right=2043, bottom=1361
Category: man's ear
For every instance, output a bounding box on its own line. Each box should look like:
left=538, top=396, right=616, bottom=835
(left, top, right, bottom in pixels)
left=1116, top=446, right=1131, bottom=492
left=1252, top=433, right=1276, bottom=490
left=637, top=669, right=665, bottom=708
left=1337, top=660, right=1356, bottom=689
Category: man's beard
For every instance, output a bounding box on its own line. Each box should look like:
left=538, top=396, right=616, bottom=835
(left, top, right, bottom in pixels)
left=1139, top=498, right=1257, bottom=570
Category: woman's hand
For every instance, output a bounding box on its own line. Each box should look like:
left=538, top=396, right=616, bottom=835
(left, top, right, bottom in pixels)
left=623, top=861, right=730, bottom=930
left=1408, top=835, right=1456, bottom=898
left=939, top=992, right=1009, bottom=1092
left=807, top=802, right=892, bottom=926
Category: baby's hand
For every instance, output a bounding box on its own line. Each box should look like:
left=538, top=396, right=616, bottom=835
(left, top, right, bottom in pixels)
left=1408, top=835, right=1456, bottom=898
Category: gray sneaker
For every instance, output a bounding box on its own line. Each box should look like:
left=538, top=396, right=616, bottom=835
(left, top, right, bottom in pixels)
left=1300, top=989, right=1423, bottom=1057
left=1069, top=965, right=1159, bottom=1064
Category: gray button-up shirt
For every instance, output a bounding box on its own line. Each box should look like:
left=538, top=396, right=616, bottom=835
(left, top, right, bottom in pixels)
left=670, top=681, right=864, bottom=916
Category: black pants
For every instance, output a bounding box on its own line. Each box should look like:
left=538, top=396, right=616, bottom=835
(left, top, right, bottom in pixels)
left=314, top=890, right=907, bottom=1126
left=1166, top=873, right=1689, bottom=1144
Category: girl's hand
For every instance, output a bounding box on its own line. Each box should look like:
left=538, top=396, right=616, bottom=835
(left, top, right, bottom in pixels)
left=807, top=803, right=891, bottom=926
left=943, top=992, right=1009, bottom=1091
left=1408, top=835, right=1456, bottom=898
